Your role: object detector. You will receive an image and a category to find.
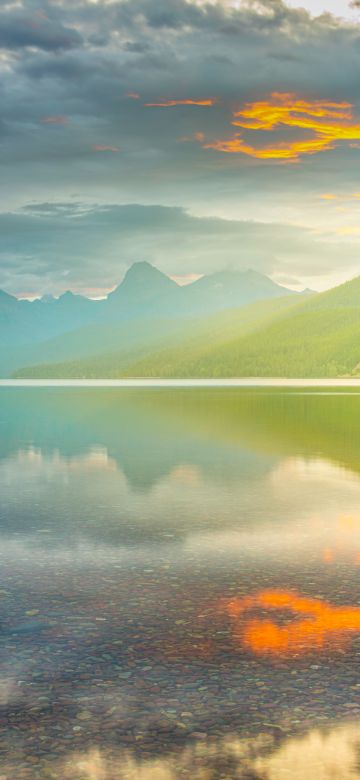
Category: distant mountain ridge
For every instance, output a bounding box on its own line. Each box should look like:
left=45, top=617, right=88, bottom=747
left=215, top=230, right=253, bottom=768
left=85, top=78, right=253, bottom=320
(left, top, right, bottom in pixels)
left=0, top=262, right=297, bottom=376
left=12, top=269, right=360, bottom=379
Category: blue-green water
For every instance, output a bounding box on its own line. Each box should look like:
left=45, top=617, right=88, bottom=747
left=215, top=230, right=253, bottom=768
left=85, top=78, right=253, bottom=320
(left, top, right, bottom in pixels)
left=1, top=388, right=360, bottom=779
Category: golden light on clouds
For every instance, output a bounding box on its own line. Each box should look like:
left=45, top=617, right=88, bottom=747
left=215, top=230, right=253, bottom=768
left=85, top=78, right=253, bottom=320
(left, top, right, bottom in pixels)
left=336, top=227, right=360, bottom=235
left=319, top=192, right=360, bottom=201
left=201, top=93, right=360, bottom=162
left=145, top=98, right=217, bottom=107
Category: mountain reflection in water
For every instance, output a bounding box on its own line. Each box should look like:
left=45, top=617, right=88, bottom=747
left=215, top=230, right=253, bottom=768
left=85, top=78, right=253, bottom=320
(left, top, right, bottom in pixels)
left=2, top=388, right=360, bottom=778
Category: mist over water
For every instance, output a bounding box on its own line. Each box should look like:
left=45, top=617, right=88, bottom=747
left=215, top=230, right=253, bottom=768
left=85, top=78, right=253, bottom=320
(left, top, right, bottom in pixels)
left=2, top=388, right=360, bottom=778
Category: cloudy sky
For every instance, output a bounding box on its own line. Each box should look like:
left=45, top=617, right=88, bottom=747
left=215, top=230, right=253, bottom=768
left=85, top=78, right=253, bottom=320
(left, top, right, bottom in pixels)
left=2, top=0, right=360, bottom=297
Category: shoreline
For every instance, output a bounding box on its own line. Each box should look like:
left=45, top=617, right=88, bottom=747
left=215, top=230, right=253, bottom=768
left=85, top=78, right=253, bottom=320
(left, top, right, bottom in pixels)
left=2, top=377, right=360, bottom=388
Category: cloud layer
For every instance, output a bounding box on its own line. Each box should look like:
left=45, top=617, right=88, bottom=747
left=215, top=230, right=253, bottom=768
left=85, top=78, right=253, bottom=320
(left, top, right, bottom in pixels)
left=1, top=202, right=360, bottom=297
left=2, top=0, right=360, bottom=292
left=201, top=93, right=360, bottom=160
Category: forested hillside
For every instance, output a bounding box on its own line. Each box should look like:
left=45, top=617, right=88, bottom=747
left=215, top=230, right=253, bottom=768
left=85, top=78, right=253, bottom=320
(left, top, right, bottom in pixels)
left=0, top=262, right=295, bottom=376
left=15, top=272, right=360, bottom=378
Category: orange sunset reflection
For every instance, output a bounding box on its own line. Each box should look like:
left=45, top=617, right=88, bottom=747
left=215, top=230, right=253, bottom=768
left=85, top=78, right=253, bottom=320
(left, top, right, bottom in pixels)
left=322, top=514, right=360, bottom=565
left=223, top=590, right=360, bottom=658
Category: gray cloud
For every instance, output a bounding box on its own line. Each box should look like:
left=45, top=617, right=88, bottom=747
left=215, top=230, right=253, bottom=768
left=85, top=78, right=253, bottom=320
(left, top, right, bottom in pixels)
left=1, top=202, right=359, bottom=297
left=1, top=0, right=360, bottom=292
left=0, top=6, right=83, bottom=51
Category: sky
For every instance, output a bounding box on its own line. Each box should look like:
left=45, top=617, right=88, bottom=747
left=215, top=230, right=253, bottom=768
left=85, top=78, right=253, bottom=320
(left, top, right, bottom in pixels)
left=286, top=0, right=357, bottom=17
left=2, top=0, right=360, bottom=297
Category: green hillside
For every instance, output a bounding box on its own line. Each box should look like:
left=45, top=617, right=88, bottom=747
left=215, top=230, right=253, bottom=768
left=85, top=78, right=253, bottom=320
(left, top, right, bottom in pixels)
left=14, top=273, right=360, bottom=378
left=8, top=316, right=189, bottom=377
left=116, top=274, right=360, bottom=378
left=13, top=295, right=302, bottom=378
left=0, top=262, right=296, bottom=377
left=124, top=306, right=360, bottom=378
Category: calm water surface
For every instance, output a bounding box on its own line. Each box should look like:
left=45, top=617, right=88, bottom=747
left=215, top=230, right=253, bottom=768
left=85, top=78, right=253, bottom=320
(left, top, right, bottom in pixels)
left=1, top=388, right=360, bottom=779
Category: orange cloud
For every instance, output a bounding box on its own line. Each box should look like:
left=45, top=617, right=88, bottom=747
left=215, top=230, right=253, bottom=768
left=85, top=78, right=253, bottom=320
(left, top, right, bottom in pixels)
left=179, top=131, right=206, bottom=143
left=145, top=98, right=216, bottom=107
left=222, top=589, right=360, bottom=658
left=202, top=93, right=360, bottom=162
left=92, top=145, right=120, bottom=152
left=126, top=92, right=140, bottom=99
left=41, top=115, right=68, bottom=125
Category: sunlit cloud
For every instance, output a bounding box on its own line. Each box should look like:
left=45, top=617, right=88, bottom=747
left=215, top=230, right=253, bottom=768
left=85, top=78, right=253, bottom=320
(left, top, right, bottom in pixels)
left=201, top=93, right=360, bottom=162
left=92, top=144, right=120, bottom=152
left=126, top=92, right=140, bottom=99
left=179, top=131, right=206, bottom=143
left=145, top=98, right=217, bottom=107
left=319, top=192, right=360, bottom=203
left=222, top=589, right=360, bottom=657
left=336, top=226, right=360, bottom=235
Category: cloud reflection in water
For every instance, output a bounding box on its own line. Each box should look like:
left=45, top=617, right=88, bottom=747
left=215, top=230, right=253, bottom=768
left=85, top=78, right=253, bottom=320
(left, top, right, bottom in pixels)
left=59, top=722, right=360, bottom=780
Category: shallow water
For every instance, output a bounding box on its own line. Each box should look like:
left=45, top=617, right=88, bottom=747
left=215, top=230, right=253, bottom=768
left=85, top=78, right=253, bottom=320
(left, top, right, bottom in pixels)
left=1, top=388, right=360, bottom=779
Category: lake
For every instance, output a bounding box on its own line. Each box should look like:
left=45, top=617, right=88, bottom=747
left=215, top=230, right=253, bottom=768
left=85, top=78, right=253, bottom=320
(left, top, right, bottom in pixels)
left=1, top=387, right=360, bottom=779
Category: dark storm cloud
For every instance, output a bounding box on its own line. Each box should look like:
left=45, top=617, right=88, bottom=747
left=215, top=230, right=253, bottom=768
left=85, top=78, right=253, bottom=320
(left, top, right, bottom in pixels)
left=0, top=202, right=358, bottom=297
left=0, top=6, right=83, bottom=51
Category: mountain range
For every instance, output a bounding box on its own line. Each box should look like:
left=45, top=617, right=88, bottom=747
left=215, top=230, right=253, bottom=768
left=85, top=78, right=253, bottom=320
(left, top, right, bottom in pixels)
left=5, top=260, right=360, bottom=378
left=0, top=262, right=297, bottom=377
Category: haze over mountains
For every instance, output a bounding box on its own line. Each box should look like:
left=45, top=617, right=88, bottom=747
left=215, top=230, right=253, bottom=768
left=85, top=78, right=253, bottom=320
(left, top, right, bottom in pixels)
left=6, top=260, right=360, bottom=379
left=0, top=262, right=297, bottom=377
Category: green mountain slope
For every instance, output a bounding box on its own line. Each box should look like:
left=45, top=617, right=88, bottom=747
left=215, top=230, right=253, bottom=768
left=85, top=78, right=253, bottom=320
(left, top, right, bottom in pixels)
left=121, top=274, right=360, bottom=378
left=8, top=316, right=189, bottom=377
left=13, top=295, right=306, bottom=378
left=1, top=262, right=296, bottom=376
left=18, top=272, right=360, bottom=379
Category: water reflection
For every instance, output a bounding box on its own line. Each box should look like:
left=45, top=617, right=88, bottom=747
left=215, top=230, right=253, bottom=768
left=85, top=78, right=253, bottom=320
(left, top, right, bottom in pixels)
left=2, top=389, right=360, bottom=778
left=4, top=722, right=360, bottom=779
left=223, top=590, right=360, bottom=658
